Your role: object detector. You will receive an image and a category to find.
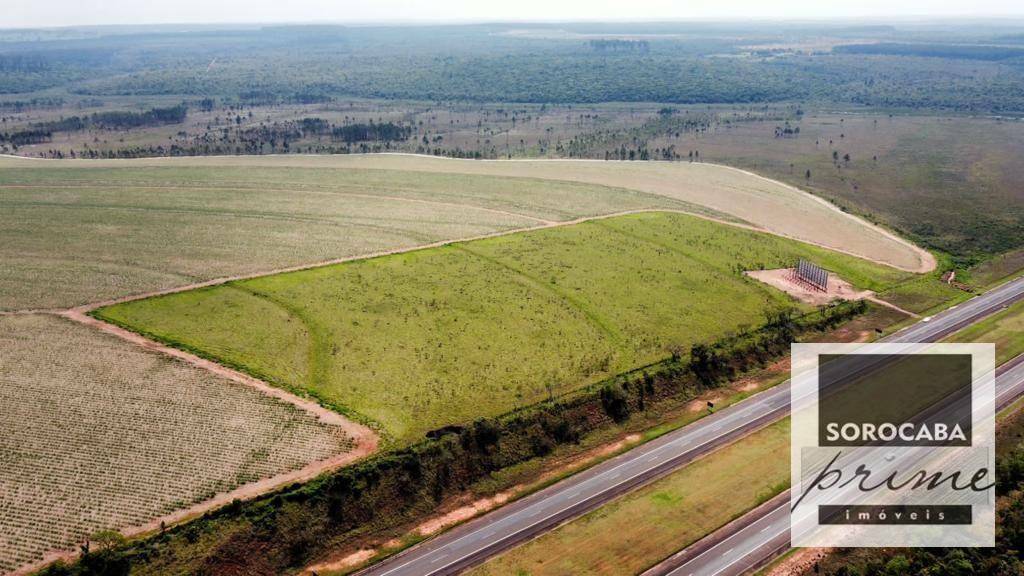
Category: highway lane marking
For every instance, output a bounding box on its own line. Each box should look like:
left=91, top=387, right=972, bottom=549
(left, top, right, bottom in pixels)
left=375, top=402, right=772, bottom=576
left=685, top=366, right=1024, bottom=576
left=721, top=548, right=734, bottom=557
left=369, top=280, right=1024, bottom=576
left=705, top=528, right=788, bottom=576
left=665, top=506, right=787, bottom=576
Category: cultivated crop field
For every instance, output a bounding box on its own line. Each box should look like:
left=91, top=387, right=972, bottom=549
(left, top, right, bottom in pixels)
left=0, top=158, right=694, bottom=310
left=0, top=314, right=355, bottom=574
left=96, top=212, right=910, bottom=442
left=0, top=154, right=927, bottom=573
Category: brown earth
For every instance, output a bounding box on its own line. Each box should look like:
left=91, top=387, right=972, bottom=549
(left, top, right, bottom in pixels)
left=745, top=268, right=919, bottom=318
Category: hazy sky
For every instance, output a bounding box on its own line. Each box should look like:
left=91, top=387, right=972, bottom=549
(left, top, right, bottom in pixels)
left=4, top=0, right=1024, bottom=29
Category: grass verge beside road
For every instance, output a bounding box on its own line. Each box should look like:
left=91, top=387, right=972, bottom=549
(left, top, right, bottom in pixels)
left=468, top=420, right=790, bottom=576
left=947, top=299, right=1024, bottom=365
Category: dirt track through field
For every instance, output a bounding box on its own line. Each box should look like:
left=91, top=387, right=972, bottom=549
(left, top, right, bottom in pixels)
left=52, top=208, right=759, bottom=315
left=0, top=154, right=937, bottom=573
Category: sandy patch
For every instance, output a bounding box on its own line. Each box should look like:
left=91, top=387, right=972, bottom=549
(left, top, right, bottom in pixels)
left=595, top=433, right=642, bottom=457
left=304, top=549, right=376, bottom=574
left=415, top=492, right=515, bottom=536
left=688, top=394, right=724, bottom=412
left=745, top=268, right=873, bottom=306
left=764, top=547, right=834, bottom=576
left=746, top=268, right=919, bottom=318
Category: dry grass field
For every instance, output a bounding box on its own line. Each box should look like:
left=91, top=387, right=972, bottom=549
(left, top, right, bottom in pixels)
left=0, top=153, right=930, bottom=573
left=0, top=314, right=356, bottom=574
left=0, top=157, right=697, bottom=310
left=0, top=155, right=930, bottom=309
left=654, top=114, right=1024, bottom=259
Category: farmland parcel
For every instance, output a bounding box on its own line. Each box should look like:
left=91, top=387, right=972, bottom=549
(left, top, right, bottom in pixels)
left=97, top=212, right=909, bottom=442
left=0, top=156, right=924, bottom=573
left=0, top=314, right=355, bottom=573
left=0, top=154, right=930, bottom=312
left=0, top=160, right=691, bottom=311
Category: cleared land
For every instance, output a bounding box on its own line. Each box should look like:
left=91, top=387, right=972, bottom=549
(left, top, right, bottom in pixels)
left=0, top=154, right=931, bottom=312
left=96, top=212, right=909, bottom=443
left=468, top=420, right=790, bottom=576
left=0, top=159, right=697, bottom=310
left=0, top=314, right=356, bottom=574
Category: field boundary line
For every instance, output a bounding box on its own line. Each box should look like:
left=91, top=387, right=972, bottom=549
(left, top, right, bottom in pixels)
left=0, top=152, right=935, bottom=273
left=5, top=208, right=757, bottom=571
left=3, top=310, right=380, bottom=576
left=370, top=153, right=937, bottom=274
left=0, top=203, right=914, bottom=318
left=48, top=209, right=761, bottom=316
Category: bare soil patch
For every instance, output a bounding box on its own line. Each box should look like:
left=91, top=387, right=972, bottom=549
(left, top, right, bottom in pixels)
left=745, top=268, right=873, bottom=306
left=765, top=548, right=835, bottom=576
left=746, top=268, right=920, bottom=319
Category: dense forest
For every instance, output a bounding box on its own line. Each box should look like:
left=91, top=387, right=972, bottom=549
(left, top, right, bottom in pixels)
left=2, top=22, right=1024, bottom=112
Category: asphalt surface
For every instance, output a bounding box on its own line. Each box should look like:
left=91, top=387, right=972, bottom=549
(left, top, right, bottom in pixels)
left=652, top=352, right=1024, bottom=576
left=357, top=275, right=1024, bottom=576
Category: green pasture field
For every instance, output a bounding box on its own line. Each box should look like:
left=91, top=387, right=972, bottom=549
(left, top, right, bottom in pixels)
left=0, top=161, right=689, bottom=310
left=96, top=212, right=910, bottom=443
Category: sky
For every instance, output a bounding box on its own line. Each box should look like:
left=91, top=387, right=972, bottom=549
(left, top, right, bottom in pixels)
left=4, top=0, right=1024, bottom=29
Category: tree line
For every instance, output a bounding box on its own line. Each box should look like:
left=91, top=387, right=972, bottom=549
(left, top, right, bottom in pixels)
left=40, top=301, right=866, bottom=575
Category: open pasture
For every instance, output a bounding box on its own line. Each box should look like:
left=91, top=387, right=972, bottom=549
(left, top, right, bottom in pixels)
left=0, top=159, right=689, bottom=310
left=96, top=212, right=910, bottom=443
left=0, top=314, right=355, bottom=574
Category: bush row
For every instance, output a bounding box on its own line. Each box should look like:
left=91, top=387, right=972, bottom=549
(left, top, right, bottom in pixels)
left=43, top=302, right=866, bottom=576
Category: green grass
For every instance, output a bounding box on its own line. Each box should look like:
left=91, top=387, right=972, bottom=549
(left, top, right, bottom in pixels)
left=0, top=163, right=687, bottom=310
left=875, top=272, right=969, bottom=315
left=96, top=212, right=910, bottom=443
left=948, top=299, right=1024, bottom=365
left=468, top=419, right=790, bottom=576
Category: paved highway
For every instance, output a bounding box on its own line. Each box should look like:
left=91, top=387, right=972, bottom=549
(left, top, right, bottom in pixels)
left=649, top=352, right=1024, bottom=576
left=357, top=276, right=1024, bottom=576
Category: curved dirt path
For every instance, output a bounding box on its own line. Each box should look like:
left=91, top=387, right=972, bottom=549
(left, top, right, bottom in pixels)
left=0, top=153, right=935, bottom=273
left=2, top=154, right=936, bottom=574
left=61, top=208, right=758, bottom=314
